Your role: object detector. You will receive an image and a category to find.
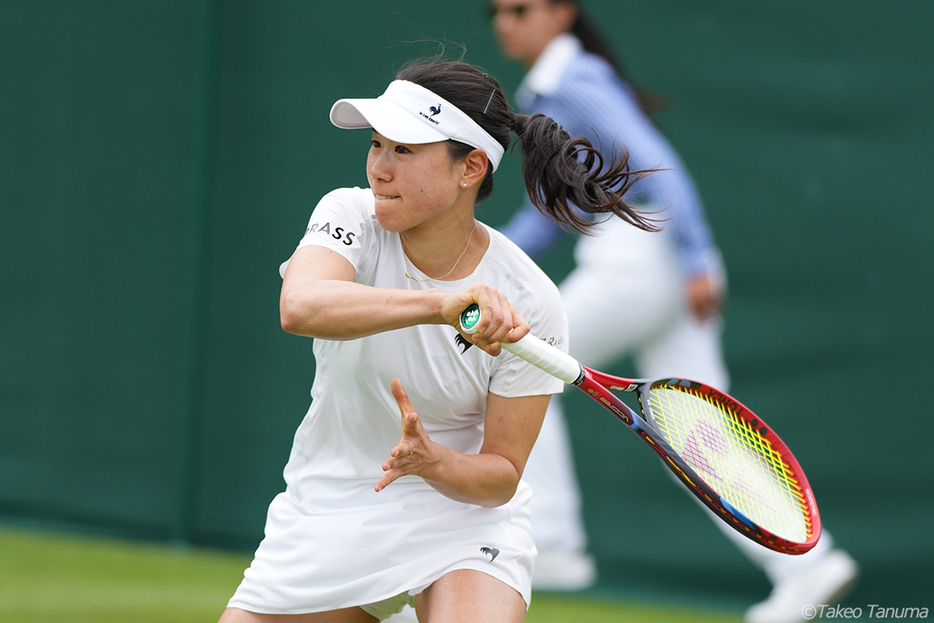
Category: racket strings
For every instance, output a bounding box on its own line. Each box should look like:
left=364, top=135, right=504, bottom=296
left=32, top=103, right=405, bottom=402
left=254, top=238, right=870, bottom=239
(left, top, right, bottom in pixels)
left=731, top=417, right=797, bottom=486
left=728, top=416, right=812, bottom=534
left=647, top=386, right=812, bottom=542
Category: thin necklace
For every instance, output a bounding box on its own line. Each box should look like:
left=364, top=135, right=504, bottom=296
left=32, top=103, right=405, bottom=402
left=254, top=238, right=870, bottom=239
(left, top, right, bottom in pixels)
left=404, top=222, right=478, bottom=282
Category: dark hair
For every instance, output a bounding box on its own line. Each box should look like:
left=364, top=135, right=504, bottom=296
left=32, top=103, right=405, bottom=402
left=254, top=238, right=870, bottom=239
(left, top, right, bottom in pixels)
left=396, top=59, right=658, bottom=235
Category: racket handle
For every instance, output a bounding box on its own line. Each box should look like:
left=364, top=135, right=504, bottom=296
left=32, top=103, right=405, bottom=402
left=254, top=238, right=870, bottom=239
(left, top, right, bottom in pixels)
left=459, top=304, right=584, bottom=385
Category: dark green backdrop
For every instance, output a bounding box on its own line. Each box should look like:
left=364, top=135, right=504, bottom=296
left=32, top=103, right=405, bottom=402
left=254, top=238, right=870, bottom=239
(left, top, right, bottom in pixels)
left=2, top=0, right=931, bottom=610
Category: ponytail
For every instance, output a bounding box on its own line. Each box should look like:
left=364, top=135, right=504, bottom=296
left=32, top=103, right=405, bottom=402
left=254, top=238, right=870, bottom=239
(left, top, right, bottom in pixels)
left=513, top=112, right=660, bottom=234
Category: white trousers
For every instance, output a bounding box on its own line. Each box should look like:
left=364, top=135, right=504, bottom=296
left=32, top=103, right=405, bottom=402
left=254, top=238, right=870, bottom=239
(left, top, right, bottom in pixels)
left=523, top=217, right=834, bottom=585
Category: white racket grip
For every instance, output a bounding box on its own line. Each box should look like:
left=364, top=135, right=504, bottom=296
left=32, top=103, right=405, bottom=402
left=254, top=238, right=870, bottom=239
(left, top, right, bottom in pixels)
left=459, top=304, right=583, bottom=385
left=502, top=334, right=583, bottom=385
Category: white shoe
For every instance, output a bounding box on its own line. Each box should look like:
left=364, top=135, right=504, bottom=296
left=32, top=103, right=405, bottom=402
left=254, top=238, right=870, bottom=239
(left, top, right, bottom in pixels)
left=533, top=549, right=598, bottom=591
left=745, top=550, right=859, bottom=623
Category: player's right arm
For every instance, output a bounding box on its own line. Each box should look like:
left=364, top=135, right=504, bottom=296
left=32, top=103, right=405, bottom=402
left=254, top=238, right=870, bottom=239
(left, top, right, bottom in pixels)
left=280, top=244, right=442, bottom=338
left=279, top=245, right=527, bottom=354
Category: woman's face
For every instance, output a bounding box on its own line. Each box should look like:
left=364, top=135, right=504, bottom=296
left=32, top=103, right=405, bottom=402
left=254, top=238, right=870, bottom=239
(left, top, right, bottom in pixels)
left=490, top=0, right=577, bottom=66
left=366, top=132, right=465, bottom=233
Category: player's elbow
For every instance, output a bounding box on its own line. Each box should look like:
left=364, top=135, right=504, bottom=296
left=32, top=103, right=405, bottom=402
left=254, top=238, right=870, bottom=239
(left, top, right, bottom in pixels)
left=279, top=290, right=319, bottom=336
left=280, top=309, right=300, bottom=335
left=279, top=293, right=299, bottom=334
left=478, top=468, right=522, bottom=508
left=480, top=485, right=519, bottom=508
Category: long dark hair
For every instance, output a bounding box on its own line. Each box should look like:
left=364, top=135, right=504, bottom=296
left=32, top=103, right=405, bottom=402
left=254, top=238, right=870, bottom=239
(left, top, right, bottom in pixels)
left=396, top=59, right=659, bottom=234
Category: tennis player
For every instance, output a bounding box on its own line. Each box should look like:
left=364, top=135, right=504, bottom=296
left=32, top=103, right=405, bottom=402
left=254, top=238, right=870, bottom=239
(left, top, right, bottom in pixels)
left=219, top=58, right=657, bottom=623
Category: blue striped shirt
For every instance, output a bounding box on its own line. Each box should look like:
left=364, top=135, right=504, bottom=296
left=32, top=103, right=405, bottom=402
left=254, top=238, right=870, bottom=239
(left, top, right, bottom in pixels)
left=501, top=34, right=724, bottom=280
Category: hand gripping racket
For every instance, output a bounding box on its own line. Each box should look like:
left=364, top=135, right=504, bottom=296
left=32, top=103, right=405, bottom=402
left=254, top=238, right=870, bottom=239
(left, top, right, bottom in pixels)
left=460, top=304, right=821, bottom=554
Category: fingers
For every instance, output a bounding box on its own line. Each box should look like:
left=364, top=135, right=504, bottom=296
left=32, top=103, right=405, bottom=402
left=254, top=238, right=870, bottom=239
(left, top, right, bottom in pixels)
left=375, top=469, right=398, bottom=493
left=438, top=284, right=531, bottom=355
left=388, top=439, right=413, bottom=460
left=376, top=438, right=420, bottom=492
left=392, top=381, right=420, bottom=447
left=377, top=378, right=428, bottom=493
left=390, top=378, right=419, bottom=453
left=476, top=288, right=512, bottom=344
left=500, top=302, right=530, bottom=343
left=375, top=450, right=413, bottom=492
left=391, top=378, right=416, bottom=424
left=376, top=436, right=414, bottom=492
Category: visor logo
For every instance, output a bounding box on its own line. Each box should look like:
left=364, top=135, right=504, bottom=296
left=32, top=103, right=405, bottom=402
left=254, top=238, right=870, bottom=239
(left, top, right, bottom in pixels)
left=419, top=103, right=442, bottom=125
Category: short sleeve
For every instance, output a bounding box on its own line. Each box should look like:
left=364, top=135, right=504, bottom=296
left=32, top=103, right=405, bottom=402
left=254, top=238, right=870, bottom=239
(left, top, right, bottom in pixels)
left=279, top=187, right=373, bottom=278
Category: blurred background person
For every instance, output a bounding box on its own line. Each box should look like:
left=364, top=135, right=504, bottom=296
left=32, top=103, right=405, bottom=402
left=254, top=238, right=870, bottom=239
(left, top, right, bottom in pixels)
left=487, top=1, right=858, bottom=621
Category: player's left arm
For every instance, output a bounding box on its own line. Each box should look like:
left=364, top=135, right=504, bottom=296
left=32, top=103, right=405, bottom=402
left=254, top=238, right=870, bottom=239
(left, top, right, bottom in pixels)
left=376, top=380, right=550, bottom=507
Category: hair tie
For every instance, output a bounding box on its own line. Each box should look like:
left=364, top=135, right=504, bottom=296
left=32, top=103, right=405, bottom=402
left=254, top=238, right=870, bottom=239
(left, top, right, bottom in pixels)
left=509, top=112, right=520, bottom=132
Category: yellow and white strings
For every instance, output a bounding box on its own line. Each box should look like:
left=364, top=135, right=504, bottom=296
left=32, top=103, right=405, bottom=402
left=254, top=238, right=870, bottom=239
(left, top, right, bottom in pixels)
left=647, top=387, right=811, bottom=543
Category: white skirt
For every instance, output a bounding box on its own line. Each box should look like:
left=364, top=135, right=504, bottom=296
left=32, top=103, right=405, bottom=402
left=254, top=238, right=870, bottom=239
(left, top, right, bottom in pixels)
left=227, top=483, right=535, bottom=617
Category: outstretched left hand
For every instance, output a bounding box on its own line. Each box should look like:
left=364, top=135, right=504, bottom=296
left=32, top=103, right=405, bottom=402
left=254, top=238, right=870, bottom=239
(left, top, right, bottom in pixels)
left=375, top=378, right=438, bottom=493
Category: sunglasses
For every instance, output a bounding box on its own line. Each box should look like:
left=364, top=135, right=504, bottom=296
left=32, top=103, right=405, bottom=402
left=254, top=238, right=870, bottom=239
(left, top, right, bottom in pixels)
left=486, top=2, right=545, bottom=20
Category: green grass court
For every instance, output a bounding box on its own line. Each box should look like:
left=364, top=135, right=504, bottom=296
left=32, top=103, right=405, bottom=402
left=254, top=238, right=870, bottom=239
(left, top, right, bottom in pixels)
left=0, top=526, right=744, bottom=623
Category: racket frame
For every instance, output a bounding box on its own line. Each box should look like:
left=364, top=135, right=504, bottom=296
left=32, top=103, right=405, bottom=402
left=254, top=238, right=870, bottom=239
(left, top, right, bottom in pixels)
left=578, top=367, right=821, bottom=555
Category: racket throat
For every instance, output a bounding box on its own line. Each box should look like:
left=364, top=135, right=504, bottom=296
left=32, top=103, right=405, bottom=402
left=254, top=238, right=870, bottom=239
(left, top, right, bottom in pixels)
left=577, top=372, right=636, bottom=426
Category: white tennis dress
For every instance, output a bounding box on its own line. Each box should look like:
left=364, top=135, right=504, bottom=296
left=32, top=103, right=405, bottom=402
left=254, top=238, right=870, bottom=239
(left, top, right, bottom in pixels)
left=227, top=187, right=567, bottom=617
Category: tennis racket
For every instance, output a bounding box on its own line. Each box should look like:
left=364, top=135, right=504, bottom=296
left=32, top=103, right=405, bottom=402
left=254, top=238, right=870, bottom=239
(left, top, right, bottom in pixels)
left=460, top=304, right=821, bottom=555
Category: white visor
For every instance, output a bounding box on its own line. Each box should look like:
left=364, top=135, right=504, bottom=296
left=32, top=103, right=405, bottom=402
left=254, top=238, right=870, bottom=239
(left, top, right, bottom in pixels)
left=330, top=80, right=505, bottom=172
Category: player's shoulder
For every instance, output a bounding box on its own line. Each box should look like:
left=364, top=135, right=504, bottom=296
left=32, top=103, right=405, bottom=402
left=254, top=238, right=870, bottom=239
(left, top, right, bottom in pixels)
left=485, top=226, right=561, bottom=300
left=312, top=186, right=380, bottom=234
left=318, top=186, right=374, bottom=212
